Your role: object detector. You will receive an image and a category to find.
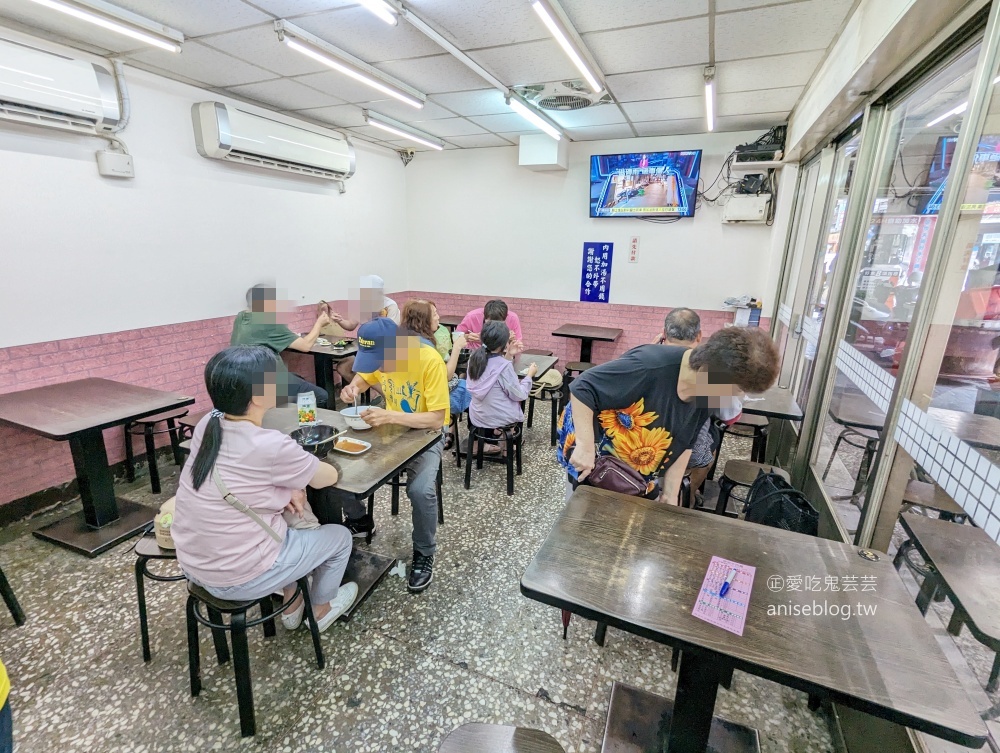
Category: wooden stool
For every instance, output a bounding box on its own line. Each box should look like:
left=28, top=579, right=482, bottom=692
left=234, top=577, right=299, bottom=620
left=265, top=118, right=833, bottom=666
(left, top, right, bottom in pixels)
left=821, top=425, right=880, bottom=491
left=439, top=723, right=565, bottom=752
left=527, top=387, right=561, bottom=446
left=177, top=409, right=210, bottom=440
left=0, top=564, right=25, bottom=626
left=899, top=479, right=968, bottom=522
left=726, top=413, right=770, bottom=463
left=464, top=422, right=523, bottom=496
left=716, top=460, right=790, bottom=517
left=521, top=348, right=554, bottom=356
left=134, top=536, right=186, bottom=662
left=186, top=577, right=325, bottom=737
left=124, top=408, right=189, bottom=494
left=560, top=362, right=594, bottom=411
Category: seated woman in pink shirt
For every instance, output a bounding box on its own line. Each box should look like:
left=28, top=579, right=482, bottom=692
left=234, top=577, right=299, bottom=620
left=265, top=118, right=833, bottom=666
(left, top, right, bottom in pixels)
left=456, top=299, right=524, bottom=356
left=173, top=345, right=357, bottom=633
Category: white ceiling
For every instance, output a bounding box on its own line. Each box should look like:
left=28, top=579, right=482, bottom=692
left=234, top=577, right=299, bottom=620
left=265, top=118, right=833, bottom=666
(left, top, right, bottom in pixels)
left=0, top=0, right=857, bottom=151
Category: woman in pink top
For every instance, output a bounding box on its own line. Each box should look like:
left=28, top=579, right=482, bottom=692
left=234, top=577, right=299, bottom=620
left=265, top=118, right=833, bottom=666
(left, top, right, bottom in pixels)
left=173, top=345, right=357, bottom=633
left=456, top=299, right=524, bottom=355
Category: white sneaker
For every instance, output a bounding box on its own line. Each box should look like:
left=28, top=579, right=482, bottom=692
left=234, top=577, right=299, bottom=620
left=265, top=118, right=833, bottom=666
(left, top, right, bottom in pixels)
left=315, top=582, right=359, bottom=633
left=281, top=599, right=305, bottom=631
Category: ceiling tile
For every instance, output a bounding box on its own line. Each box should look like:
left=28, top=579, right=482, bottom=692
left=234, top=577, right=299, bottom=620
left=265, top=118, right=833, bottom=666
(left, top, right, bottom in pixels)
left=716, top=0, right=801, bottom=10
left=561, top=0, right=707, bottom=33
left=201, top=23, right=322, bottom=76
left=227, top=78, right=342, bottom=110
left=377, top=54, right=490, bottom=94
left=565, top=123, right=636, bottom=141
left=715, top=0, right=854, bottom=61
left=249, top=0, right=356, bottom=17
left=622, top=97, right=704, bottom=123
left=111, top=0, right=271, bottom=37
left=385, top=139, right=440, bottom=152
left=716, top=51, right=826, bottom=93
left=295, top=103, right=368, bottom=128
left=429, top=89, right=509, bottom=117
left=405, top=0, right=545, bottom=49
left=716, top=112, right=788, bottom=133
left=360, top=98, right=455, bottom=121
left=718, top=87, right=802, bottom=117
left=444, top=134, right=514, bottom=149
left=633, top=118, right=706, bottom=137
left=293, top=69, right=411, bottom=104
left=584, top=17, right=710, bottom=76
left=126, top=41, right=274, bottom=87
left=548, top=104, right=626, bottom=128
left=468, top=112, right=534, bottom=133
left=410, top=117, right=487, bottom=137
left=470, top=40, right=578, bottom=87
left=606, top=66, right=704, bottom=102
left=293, top=6, right=443, bottom=63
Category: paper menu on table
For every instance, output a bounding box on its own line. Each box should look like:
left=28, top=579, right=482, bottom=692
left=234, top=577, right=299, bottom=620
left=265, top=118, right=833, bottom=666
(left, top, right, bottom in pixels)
left=691, top=556, right=755, bottom=636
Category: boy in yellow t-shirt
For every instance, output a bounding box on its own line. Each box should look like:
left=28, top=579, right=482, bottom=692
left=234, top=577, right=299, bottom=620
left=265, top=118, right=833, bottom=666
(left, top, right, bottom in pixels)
left=340, top=318, right=447, bottom=594
left=0, top=657, right=11, bottom=753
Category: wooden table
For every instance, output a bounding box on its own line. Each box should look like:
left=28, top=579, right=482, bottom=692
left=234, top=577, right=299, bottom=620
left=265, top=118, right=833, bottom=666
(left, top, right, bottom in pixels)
left=551, top=324, right=622, bottom=363
left=513, top=353, right=559, bottom=380
left=741, top=386, right=803, bottom=421
left=521, top=487, right=987, bottom=752
left=308, top=339, right=358, bottom=406
left=0, top=378, right=195, bottom=556
left=898, top=512, right=1000, bottom=692
left=439, top=314, right=463, bottom=333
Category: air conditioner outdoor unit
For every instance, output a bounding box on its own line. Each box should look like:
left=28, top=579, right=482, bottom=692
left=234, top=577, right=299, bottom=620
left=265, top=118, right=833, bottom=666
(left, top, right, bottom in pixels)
left=0, top=37, right=121, bottom=133
left=192, top=101, right=355, bottom=181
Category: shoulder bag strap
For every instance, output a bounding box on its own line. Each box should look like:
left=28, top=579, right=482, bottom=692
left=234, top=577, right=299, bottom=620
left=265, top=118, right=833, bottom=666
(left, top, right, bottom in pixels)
left=212, top=466, right=283, bottom=543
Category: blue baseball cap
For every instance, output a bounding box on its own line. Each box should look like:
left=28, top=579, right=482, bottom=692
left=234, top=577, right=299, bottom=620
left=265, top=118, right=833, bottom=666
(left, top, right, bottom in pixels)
left=354, top=317, right=397, bottom=373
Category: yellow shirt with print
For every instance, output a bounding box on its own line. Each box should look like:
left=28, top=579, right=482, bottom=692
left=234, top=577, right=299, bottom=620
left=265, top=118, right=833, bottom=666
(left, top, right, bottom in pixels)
left=359, top=342, right=450, bottom=426
left=0, top=658, right=8, bottom=708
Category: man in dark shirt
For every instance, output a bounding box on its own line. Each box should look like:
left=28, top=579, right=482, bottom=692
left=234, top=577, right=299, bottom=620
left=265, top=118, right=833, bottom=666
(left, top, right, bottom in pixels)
left=231, top=284, right=332, bottom=406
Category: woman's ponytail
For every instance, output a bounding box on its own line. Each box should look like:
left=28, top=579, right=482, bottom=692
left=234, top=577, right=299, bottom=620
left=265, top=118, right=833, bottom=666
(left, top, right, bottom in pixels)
left=190, top=409, right=223, bottom=490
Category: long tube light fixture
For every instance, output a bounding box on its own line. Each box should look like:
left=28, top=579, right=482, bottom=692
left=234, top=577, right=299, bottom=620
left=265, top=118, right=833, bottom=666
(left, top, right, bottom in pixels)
left=529, top=0, right=603, bottom=94
left=704, top=66, right=716, bottom=133
left=364, top=110, right=444, bottom=150
left=507, top=94, right=562, bottom=140
left=355, top=0, right=398, bottom=26
left=275, top=20, right=426, bottom=109
left=26, top=0, right=183, bottom=52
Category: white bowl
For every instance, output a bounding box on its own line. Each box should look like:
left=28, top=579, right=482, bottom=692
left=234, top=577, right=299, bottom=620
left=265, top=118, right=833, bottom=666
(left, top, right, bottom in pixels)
left=339, top=406, right=372, bottom=431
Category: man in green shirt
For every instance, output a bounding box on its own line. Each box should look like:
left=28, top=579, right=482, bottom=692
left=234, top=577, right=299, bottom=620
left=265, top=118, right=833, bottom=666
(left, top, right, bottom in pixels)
left=231, top=284, right=332, bottom=407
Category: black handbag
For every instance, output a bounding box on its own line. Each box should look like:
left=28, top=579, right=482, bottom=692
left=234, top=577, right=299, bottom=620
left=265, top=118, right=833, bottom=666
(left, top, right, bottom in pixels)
left=742, top=470, right=819, bottom=536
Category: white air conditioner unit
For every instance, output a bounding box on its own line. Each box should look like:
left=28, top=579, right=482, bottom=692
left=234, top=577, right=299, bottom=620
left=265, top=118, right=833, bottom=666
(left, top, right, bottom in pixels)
left=192, top=102, right=355, bottom=181
left=0, top=37, right=120, bottom=133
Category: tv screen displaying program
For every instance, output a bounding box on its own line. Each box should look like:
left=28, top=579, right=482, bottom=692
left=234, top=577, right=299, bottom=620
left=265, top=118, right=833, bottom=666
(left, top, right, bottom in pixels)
left=590, top=150, right=702, bottom=218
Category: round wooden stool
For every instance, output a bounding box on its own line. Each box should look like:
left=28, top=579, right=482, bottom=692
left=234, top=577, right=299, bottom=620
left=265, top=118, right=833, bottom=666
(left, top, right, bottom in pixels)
left=438, top=723, right=565, bottom=752
left=716, top=460, right=790, bottom=516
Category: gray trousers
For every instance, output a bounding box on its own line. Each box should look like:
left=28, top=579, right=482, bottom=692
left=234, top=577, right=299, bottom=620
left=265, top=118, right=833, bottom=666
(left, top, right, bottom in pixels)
left=189, top=525, right=352, bottom=606
left=345, top=438, right=443, bottom=557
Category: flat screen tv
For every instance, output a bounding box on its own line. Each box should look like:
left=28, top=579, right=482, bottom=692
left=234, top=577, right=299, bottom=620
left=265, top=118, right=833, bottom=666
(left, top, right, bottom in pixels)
left=590, top=150, right=702, bottom=218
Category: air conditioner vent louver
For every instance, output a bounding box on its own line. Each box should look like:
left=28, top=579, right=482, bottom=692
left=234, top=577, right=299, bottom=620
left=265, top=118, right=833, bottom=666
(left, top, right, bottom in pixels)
left=513, top=80, right=612, bottom=111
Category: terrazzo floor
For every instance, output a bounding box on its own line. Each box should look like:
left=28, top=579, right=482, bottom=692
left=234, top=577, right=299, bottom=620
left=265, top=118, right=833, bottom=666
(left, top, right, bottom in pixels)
left=0, top=409, right=837, bottom=753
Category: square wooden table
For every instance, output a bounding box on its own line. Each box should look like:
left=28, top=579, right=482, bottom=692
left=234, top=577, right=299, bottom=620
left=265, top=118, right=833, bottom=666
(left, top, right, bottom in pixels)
left=741, top=386, right=803, bottom=422
left=521, top=487, right=987, bottom=753
left=551, top=324, right=623, bottom=363
left=439, top=315, right=463, bottom=333
left=0, top=378, right=195, bottom=557
left=513, top=353, right=559, bottom=380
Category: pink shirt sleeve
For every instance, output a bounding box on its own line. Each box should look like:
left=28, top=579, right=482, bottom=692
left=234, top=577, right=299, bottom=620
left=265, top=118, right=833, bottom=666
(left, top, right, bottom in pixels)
left=456, top=309, right=481, bottom=334
left=508, top=312, right=523, bottom=341
left=268, top=435, right=320, bottom=502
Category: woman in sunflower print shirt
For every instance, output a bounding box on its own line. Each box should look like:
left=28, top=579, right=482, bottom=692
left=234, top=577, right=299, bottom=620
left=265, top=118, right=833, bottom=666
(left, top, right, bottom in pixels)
left=557, top=327, right=779, bottom=502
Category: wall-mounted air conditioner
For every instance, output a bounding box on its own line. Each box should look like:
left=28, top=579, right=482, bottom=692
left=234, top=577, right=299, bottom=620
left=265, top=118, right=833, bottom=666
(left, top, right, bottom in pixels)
left=191, top=102, right=355, bottom=181
left=0, top=37, right=121, bottom=133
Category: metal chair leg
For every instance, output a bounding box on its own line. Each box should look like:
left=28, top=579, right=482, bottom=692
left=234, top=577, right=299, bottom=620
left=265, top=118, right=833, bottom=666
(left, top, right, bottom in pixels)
left=549, top=395, right=559, bottom=446
left=124, top=424, right=136, bottom=482
left=230, top=612, right=256, bottom=737
left=715, top=477, right=735, bottom=515
left=436, top=461, right=444, bottom=525
left=892, top=541, right=911, bottom=571
left=135, top=558, right=151, bottom=661
left=0, top=566, right=25, bottom=626
left=298, top=578, right=325, bottom=670
left=167, top=418, right=184, bottom=466
left=505, top=429, right=515, bottom=496
left=515, top=429, right=523, bottom=475
left=464, top=430, right=475, bottom=489
left=144, top=424, right=161, bottom=494
left=527, top=395, right=535, bottom=428
left=186, top=597, right=202, bottom=697
left=259, top=595, right=276, bottom=639
left=207, top=607, right=230, bottom=664
left=594, top=622, right=607, bottom=647
left=391, top=475, right=400, bottom=516
left=821, top=432, right=847, bottom=481
left=988, top=653, right=1000, bottom=693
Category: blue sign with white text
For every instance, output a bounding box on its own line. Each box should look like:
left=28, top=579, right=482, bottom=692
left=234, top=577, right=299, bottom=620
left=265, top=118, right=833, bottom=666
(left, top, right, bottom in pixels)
left=580, top=243, right=613, bottom=303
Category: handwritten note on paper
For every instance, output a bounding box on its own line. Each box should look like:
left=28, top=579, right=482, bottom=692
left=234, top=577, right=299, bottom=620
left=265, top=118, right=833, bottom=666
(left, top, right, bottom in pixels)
left=692, top=556, right=756, bottom=636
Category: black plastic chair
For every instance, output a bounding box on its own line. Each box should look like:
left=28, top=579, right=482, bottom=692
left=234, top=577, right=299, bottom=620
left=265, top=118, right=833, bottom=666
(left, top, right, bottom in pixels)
left=0, top=564, right=25, bottom=626
left=186, top=577, right=324, bottom=737
left=463, top=422, right=523, bottom=496
left=124, top=409, right=189, bottom=493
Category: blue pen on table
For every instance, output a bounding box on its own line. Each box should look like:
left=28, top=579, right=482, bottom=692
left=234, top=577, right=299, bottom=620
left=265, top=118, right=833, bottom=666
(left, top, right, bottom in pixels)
left=719, top=568, right=738, bottom=598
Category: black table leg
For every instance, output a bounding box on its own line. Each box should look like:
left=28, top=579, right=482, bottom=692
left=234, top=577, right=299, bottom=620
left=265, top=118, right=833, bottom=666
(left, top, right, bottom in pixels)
left=665, top=651, right=726, bottom=753
left=32, top=427, right=152, bottom=557
left=915, top=573, right=938, bottom=616
left=314, top=354, right=337, bottom=409
left=579, top=338, right=594, bottom=363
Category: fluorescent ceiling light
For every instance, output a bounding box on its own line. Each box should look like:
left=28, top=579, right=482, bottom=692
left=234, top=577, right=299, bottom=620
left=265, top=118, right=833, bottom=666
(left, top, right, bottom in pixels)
left=26, top=0, right=183, bottom=52
left=704, top=66, right=715, bottom=133
left=925, top=76, right=1000, bottom=127
left=276, top=21, right=425, bottom=109
left=356, top=0, right=398, bottom=25
left=507, top=96, right=561, bottom=140
left=530, top=0, right=602, bottom=94
left=365, top=110, right=444, bottom=150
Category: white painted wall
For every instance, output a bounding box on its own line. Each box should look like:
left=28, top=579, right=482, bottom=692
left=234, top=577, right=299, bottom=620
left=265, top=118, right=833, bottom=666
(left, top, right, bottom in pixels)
left=405, top=132, right=789, bottom=313
left=0, top=28, right=409, bottom=349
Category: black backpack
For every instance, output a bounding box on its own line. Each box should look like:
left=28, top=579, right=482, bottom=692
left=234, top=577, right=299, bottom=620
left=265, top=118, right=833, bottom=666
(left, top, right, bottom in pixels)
left=742, top=470, right=819, bottom=537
